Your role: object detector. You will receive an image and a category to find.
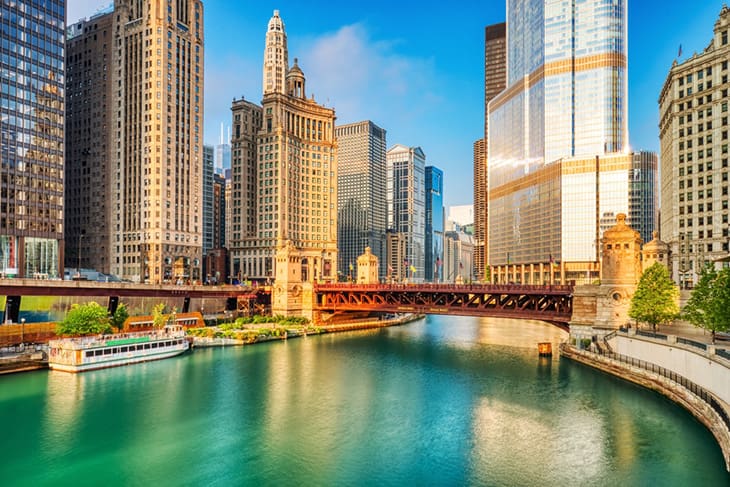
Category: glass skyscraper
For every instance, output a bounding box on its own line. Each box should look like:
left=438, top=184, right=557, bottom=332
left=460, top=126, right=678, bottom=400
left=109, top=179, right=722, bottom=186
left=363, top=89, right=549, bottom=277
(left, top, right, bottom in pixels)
left=425, top=165, right=444, bottom=282
left=387, top=144, right=425, bottom=281
left=488, top=0, right=631, bottom=285
left=0, top=0, right=65, bottom=278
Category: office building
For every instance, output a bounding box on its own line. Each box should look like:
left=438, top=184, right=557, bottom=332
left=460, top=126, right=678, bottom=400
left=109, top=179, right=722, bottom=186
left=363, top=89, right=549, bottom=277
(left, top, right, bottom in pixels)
left=1, top=0, right=65, bottom=279
left=236, top=11, right=338, bottom=283
left=387, top=144, right=425, bottom=281
left=335, top=120, right=387, bottom=280
left=659, top=5, right=730, bottom=287
left=229, top=97, right=263, bottom=281
left=203, top=145, right=215, bottom=258
left=475, top=23, right=507, bottom=282
left=425, top=166, right=444, bottom=282
left=66, top=9, right=113, bottom=276
left=444, top=228, right=474, bottom=284
left=488, top=0, right=631, bottom=284
left=215, top=124, right=231, bottom=175
left=65, top=0, right=205, bottom=283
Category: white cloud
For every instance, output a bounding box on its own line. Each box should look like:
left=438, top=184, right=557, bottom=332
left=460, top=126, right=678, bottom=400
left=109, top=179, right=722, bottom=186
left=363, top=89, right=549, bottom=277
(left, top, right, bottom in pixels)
left=295, top=24, right=442, bottom=132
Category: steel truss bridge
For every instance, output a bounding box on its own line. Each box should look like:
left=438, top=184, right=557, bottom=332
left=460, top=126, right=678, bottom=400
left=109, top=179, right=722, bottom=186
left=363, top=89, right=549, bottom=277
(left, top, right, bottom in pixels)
left=314, top=283, right=574, bottom=328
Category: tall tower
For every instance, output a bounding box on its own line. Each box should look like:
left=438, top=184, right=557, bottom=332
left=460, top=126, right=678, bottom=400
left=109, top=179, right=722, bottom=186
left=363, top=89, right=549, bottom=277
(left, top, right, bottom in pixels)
left=425, top=166, right=444, bottom=282
left=474, top=22, right=507, bottom=282
left=387, top=145, right=426, bottom=281
left=237, top=11, right=337, bottom=286
left=488, top=0, right=631, bottom=285
left=335, top=121, right=387, bottom=280
left=263, top=10, right=288, bottom=95
left=111, top=0, right=204, bottom=283
left=659, top=5, right=730, bottom=287
left=2, top=0, right=65, bottom=279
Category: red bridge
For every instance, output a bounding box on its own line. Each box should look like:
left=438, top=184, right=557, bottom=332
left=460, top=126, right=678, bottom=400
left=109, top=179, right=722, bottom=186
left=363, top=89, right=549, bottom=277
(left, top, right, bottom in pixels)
left=314, top=283, right=574, bottom=328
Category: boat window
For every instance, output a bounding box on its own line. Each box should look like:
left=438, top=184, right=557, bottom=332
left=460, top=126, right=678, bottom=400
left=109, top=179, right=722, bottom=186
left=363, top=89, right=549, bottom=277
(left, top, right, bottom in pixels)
left=152, top=342, right=158, bottom=348
left=120, top=346, right=128, bottom=353
left=86, top=351, right=93, bottom=358
left=166, top=341, right=172, bottom=347
left=95, top=350, right=103, bottom=356
left=103, top=348, right=112, bottom=355
left=112, top=348, right=118, bottom=354
left=144, top=343, right=151, bottom=350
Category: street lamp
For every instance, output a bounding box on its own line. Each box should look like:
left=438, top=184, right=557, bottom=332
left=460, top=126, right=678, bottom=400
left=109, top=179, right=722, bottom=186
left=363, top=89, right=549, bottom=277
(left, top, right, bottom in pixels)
left=20, top=318, right=25, bottom=348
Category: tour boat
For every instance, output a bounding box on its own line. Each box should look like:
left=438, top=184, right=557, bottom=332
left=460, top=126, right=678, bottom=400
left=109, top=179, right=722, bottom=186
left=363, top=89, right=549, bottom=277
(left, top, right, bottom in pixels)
left=48, top=325, right=190, bottom=373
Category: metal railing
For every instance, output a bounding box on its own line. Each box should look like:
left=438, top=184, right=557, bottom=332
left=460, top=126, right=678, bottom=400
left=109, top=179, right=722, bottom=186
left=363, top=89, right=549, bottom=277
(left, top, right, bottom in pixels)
left=677, top=336, right=708, bottom=351
left=636, top=329, right=668, bottom=340
left=576, top=345, right=730, bottom=433
left=717, top=349, right=730, bottom=361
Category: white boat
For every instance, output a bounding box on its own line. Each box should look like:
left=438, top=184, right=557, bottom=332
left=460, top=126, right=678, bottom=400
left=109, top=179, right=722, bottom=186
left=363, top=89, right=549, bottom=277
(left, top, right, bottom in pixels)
left=48, top=325, right=190, bottom=373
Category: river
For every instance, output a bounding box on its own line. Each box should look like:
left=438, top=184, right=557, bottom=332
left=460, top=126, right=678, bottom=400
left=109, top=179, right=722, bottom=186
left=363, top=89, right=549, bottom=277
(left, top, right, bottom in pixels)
left=0, top=315, right=727, bottom=486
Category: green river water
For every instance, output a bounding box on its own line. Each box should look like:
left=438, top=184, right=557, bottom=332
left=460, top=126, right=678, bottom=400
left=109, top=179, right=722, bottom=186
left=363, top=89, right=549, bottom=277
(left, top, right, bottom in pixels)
left=0, top=315, right=727, bottom=486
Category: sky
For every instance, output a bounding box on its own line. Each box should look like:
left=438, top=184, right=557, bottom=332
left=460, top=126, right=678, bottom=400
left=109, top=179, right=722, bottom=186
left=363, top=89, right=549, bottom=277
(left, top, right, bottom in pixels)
left=67, top=1, right=728, bottom=209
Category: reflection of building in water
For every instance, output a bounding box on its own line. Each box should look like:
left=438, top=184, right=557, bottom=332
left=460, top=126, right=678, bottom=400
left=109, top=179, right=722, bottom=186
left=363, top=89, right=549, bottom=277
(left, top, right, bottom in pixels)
left=0, top=1, right=66, bottom=278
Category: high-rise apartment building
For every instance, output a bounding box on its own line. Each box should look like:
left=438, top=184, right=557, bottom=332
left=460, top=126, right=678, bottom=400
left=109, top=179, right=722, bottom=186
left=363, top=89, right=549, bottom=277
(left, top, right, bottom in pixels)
left=387, top=144, right=425, bottom=281
left=65, top=0, right=205, bottom=283
left=335, top=121, right=387, bottom=280
left=202, top=145, right=215, bottom=257
left=236, top=11, right=338, bottom=283
left=488, top=0, right=632, bottom=285
left=425, top=166, right=444, bottom=282
left=1, top=0, right=65, bottom=279
left=474, top=22, right=507, bottom=282
left=229, top=97, right=262, bottom=281
left=659, top=5, right=730, bottom=288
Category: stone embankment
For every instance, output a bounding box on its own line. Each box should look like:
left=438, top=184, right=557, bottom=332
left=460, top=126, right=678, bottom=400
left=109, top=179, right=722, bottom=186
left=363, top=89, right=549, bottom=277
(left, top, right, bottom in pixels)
left=0, top=349, right=48, bottom=375
left=561, top=341, right=730, bottom=471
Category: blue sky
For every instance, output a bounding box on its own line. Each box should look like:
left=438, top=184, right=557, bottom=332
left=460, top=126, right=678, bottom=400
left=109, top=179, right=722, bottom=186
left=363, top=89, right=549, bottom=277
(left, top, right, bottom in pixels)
left=68, top=1, right=727, bottom=208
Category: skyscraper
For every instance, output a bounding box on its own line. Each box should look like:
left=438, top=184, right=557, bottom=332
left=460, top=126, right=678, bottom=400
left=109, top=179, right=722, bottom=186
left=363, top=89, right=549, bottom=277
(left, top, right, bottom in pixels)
left=65, top=0, right=205, bottom=283
left=488, top=0, right=630, bottom=285
left=1, top=0, right=65, bottom=279
left=203, top=145, right=215, bottom=258
left=229, top=97, right=262, bottom=281
left=387, top=144, right=425, bottom=281
left=335, top=121, right=387, bottom=280
left=659, top=5, right=730, bottom=287
left=474, top=23, right=507, bottom=282
left=425, top=166, right=444, bottom=282
left=237, top=11, right=337, bottom=284
left=215, top=124, right=231, bottom=175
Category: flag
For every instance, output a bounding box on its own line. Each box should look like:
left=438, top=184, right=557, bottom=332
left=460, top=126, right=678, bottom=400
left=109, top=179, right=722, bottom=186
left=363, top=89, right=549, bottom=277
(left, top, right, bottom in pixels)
left=550, top=254, right=558, bottom=268
left=506, top=252, right=511, bottom=265
left=459, top=261, right=463, bottom=269
left=436, top=257, right=442, bottom=268
left=678, top=44, right=683, bottom=58
left=349, top=262, right=354, bottom=271
left=388, top=265, right=393, bottom=274
left=410, top=265, right=417, bottom=274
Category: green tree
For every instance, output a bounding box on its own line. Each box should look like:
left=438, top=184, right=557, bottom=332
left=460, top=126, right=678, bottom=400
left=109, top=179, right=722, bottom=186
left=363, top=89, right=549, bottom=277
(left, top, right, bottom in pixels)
left=56, top=302, right=113, bottom=336
left=152, top=303, right=167, bottom=328
left=629, top=263, right=679, bottom=332
left=110, top=303, right=129, bottom=331
left=684, top=265, right=730, bottom=341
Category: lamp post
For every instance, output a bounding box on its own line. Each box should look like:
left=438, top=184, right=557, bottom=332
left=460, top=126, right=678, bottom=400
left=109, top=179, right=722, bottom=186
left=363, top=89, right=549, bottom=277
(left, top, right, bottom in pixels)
left=20, top=318, right=25, bottom=348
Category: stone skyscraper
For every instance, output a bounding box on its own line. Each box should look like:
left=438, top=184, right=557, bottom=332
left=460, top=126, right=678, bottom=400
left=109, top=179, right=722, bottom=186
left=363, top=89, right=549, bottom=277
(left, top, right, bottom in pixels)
left=474, top=22, right=506, bottom=282
left=1, top=0, right=65, bottom=279
left=335, top=121, right=387, bottom=280
left=488, top=0, right=636, bottom=285
left=236, top=11, right=337, bottom=285
left=660, top=5, right=730, bottom=287
left=65, top=0, right=204, bottom=283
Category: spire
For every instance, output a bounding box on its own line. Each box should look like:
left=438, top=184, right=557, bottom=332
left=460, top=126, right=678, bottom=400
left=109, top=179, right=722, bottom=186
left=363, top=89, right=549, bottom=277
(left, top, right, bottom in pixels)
left=263, top=10, right=289, bottom=95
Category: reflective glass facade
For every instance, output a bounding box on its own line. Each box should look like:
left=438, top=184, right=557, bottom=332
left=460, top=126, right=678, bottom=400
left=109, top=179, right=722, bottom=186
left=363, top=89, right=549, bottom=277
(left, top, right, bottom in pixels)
left=387, top=145, right=425, bottom=281
left=425, top=166, right=443, bottom=282
left=0, top=0, right=65, bottom=278
left=488, top=0, right=629, bottom=284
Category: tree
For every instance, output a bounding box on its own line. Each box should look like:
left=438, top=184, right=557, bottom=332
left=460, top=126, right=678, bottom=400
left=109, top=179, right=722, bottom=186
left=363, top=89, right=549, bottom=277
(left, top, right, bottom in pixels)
left=684, top=265, right=730, bottom=341
left=629, top=263, right=679, bottom=332
left=56, top=302, right=113, bottom=336
left=110, top=303, right=129, bottom=332
left=152, top=303, right=167, bottom=328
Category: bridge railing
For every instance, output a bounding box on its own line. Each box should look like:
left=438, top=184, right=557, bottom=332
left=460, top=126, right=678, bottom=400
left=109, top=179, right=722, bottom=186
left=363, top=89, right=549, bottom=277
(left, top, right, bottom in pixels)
left=315, top=283, right=574, bottom=293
